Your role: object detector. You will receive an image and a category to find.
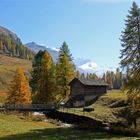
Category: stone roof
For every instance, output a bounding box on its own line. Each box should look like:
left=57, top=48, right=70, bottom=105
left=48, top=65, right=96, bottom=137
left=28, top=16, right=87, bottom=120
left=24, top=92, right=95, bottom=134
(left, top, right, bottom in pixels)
left=69, top=77, right=108, bottom=86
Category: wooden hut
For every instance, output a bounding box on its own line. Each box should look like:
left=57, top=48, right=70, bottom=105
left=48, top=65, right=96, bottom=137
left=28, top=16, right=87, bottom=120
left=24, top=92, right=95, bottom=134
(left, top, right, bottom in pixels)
left=66, top=78, right=108, bottom=107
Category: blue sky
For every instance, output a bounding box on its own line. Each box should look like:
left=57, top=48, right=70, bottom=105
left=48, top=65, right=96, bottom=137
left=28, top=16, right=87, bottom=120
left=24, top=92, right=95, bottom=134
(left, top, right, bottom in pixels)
left=0, top=0, right=139, bottom=68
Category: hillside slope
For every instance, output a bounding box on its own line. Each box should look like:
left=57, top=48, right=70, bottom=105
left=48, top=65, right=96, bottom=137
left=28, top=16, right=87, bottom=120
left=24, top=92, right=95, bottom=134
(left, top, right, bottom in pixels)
left=0, top=26, right=34, bottom=59
left=26, top=42, right=59, bottom=61
left=0, top=26, right=20, bottom=42
left=0, top=54, right=32, bottom=92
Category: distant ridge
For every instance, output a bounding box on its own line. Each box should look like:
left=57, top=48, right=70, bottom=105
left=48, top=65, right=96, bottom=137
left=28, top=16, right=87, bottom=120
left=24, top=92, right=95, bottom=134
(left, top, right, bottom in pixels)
left=26, top=42, right=59, bottom=61
left=0, top=26, right=21, bottom=43
left=0, top=26, right=34, bottom=59
left=26, top=42, right=115, bottom=75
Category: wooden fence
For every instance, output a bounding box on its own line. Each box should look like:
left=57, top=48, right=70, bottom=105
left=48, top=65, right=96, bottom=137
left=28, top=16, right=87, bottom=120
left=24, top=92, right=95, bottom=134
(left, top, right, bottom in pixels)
left=4, top=103, right=58, bottom=111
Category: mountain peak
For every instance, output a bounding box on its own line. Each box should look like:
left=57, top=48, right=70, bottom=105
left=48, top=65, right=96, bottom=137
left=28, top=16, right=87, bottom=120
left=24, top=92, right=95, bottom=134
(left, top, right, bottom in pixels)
left=26, top=42, right=59, bottom=61
left=26, top=42, right=41, bottom=47
left=26, top=42, right=47, bottom=52
left=78, top=61, right=98, bottom=71
left=29, top=41, right=37, bottom=45
left=26, top=42, right=116, bottom=75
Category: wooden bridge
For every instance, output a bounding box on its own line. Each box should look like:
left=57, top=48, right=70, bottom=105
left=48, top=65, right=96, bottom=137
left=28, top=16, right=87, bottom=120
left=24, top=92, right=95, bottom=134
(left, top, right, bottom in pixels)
left=1, top=104, right=59, bottom=112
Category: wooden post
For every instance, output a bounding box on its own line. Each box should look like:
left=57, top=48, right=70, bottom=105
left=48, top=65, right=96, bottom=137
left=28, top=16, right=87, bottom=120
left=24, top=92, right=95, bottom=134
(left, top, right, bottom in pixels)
left=83, top=99, right=85, bottom=116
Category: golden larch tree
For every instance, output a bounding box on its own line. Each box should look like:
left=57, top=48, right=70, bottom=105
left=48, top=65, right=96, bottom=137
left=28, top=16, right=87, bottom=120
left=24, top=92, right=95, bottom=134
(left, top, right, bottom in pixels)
left=6, top=67, right=32, bottom=104
left=34, top=51, right=55, bottom=103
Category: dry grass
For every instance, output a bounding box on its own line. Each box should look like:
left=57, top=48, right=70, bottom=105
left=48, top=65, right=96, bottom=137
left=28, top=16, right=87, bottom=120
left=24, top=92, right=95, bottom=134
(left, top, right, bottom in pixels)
left=0, top=113, right=58, bottom=138
left=60, top=90, right=128, bottom=123
left=0, top=113, right=139, bottom=140
left=106, top=90, right=127, bottom=100
left=0, top=91, right=7, bottom=104
left=0, top=54, right=32, bottom=92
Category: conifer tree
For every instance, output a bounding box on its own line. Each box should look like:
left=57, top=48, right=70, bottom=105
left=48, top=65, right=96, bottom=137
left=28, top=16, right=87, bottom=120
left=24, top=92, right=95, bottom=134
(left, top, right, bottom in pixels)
left=30, top=50, right=55, bottom=103
left=56, top=42, right=75, bottom=99
left=105, top=71, right=113, bottom=89
left=120, top=2, right=140, bottom=128
left=0, top=34, right=34, bottom=59
left=0, top=41, right=3, bottom=52
left=76, top=70, right=81, bottom=78
left=120, top=2, right=140, bottom=73
left=115, top=68, right=122, bottom=89
left=30, top=50, right=45, bottom=94
left=81, top=73, right=85, bottom=79
left=6, top=67, right=32, bottom=104
left=102, top=70, right=123, bottom=90
left=34, top=51, right=55, bottom=103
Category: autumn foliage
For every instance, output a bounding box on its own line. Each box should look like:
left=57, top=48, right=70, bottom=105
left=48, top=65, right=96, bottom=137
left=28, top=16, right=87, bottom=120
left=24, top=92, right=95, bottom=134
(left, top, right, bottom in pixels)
left=30, top=50, right=55, bottom=103
left=6, top=67, right=32, bottom=104
left=34, top=51, right=55, bottom=103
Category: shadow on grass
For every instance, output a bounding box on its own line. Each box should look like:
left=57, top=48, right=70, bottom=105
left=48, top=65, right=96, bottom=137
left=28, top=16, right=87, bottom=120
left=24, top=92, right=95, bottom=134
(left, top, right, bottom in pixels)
left=0, top=127, right=125, bottom=140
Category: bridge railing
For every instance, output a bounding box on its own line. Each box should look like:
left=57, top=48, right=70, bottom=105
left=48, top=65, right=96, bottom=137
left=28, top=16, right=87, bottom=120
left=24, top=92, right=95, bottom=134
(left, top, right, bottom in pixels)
left=4, top=103, right=58, bottom=111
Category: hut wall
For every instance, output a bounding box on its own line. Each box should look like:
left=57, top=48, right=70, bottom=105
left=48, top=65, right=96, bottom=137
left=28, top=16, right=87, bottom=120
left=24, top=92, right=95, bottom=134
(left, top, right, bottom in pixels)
left=84, top=94, right=97, bottom=102
left=70, top=81, right=84, bottom=96
left=84, top=86, right=107, bottom=94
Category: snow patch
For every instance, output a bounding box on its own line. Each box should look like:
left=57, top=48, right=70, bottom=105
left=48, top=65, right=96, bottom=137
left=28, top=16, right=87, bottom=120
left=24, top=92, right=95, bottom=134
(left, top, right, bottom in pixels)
left=78, top=61, right=98, bottom=70
left=52, top=47, right=60, bottom=52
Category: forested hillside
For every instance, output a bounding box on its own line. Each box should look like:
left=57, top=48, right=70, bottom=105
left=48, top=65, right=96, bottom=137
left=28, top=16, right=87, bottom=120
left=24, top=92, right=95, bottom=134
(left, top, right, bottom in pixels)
left=0, top=26, right=34, bottom=59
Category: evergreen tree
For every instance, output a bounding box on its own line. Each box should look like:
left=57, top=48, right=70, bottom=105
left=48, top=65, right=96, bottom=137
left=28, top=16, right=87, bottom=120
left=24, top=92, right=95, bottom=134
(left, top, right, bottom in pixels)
left=102, top=69, right=123, bottom=90
left=56, top=42, right=75, bottom=99
left=80, top=73, right=85, bottom=79
left=91, top=73, right=99, bottom=80
left=86, top=73, right=90, bottom=79
left=114, top=68, right=123, bottom=89
left=120, top=2, right=140, bottom=129
left=6, top=67, right=32, bottom=104
left=76, top=70, right=81, bottom=78
left=120, top=2, right=140, bottom=73
left=0, top=41, right=3, bottom=53
left=30, top=50, right=55, bottom=103
left=0, top=34, right=34, bottom=59
left=35, top=51, right=55, bottom=103
left=30, top=50, right=45, bottom=94
left=102, top=73, right=106, bottom=82
left=106, top=71, right=113, bottom=89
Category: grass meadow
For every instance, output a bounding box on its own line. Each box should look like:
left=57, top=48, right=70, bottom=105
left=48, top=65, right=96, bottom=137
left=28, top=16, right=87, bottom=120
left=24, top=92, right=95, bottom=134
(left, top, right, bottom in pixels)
left=0, top=113, right=139, bottom=140
left=0, top=90, right=140, bottom=139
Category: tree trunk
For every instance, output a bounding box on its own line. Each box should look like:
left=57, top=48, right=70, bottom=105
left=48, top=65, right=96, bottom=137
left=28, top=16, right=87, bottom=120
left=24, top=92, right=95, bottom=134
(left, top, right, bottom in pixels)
left=133, top=118, right=137, bottom=129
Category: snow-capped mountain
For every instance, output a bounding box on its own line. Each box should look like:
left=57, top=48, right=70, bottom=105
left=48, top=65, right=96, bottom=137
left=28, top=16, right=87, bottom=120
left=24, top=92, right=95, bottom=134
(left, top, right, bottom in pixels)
left=26, top=42, right=115, bottom=75
left=74, top=58, right=98, bottom=72
left=75, top=58, right=115, bottom=76
left=74, top=57, right=92, bottom=66
left=78, top=61, right=98, bottom=71
left=26, top=42, right=47, bottom=52
left=25, top=42, right=59, bottom=61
